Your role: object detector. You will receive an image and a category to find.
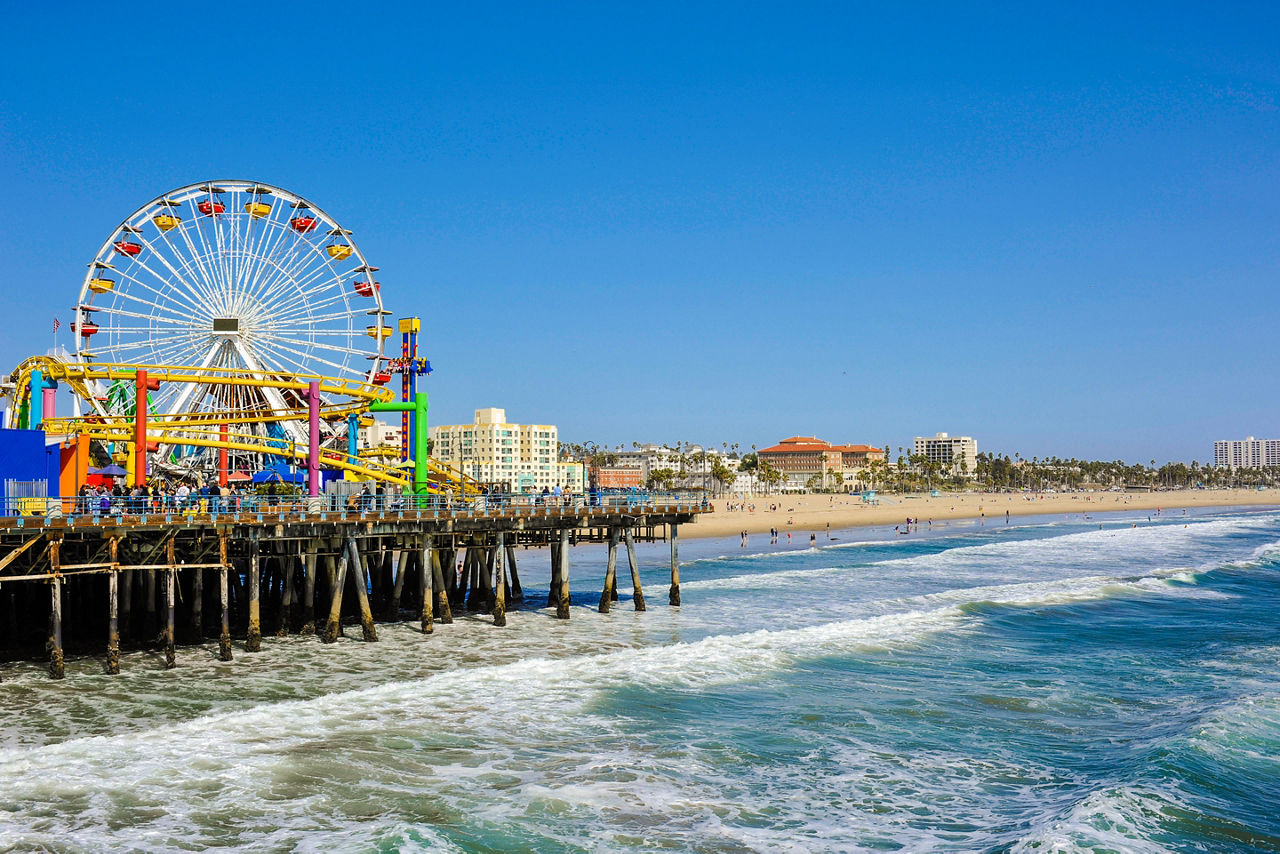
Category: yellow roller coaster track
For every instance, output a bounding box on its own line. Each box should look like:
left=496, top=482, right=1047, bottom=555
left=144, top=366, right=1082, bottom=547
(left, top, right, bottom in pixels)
left=12, top=356, right=479, bottom=495
left=41, top=417, right=478, bottom=495
left=7, top=357, right=396, bottom=424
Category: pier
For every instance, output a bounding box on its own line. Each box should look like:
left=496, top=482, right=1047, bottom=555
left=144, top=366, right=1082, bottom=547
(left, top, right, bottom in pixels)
left=0, top=495, right=704, bottom=678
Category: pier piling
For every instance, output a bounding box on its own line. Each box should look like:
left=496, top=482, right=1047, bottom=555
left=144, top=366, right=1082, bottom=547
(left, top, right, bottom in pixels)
left=669, top=524, right=681, bottom=606
left=557, top=529, right=571, bottom=620
left=246, top=534, right=261, bottom=652
left=599, top=528, right=619, bottom=614
left=347, top=537, right=378, bottom=642
left=625, top=529, right=646, bottom=611
left=493, top=533, right=507, bottom=627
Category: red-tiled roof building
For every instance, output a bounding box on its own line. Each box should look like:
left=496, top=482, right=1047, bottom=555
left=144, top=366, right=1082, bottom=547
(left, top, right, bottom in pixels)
left=758, top=436, right=884, bottom=488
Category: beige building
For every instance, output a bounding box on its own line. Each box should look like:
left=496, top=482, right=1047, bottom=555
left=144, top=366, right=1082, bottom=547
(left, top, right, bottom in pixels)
left=430, top=408, right=586, bottom=493
left=913, top=432, right=978, bottom=477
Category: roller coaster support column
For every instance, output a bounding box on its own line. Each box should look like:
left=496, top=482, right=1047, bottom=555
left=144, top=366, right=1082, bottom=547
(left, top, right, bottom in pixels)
left=307, top=381, right=321, bottom=497
left=41, top=381, right=56, bottom=423
left=134, top=370, right=160, bottom=487
left=28, top=369, right=57, bottom=428
left=369, top=392, right=430, bottom=493
left=347, top=413, right=359, bottom=461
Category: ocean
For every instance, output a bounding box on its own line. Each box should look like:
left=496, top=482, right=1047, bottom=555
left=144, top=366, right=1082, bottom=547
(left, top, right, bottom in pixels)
left=2, top=507, right=1279, bottom=852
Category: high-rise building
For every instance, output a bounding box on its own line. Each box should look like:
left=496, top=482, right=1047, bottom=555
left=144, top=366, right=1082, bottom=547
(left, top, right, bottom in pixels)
left=912, top=433, right=978, bottom=477
left=429, top=408, right=585, bottom=492
left=1213, top=437, right=1280, bottom=469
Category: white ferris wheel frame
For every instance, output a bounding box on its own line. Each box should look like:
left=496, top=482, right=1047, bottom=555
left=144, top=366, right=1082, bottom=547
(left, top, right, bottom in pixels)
left=73, top=180, right=388, bottom=440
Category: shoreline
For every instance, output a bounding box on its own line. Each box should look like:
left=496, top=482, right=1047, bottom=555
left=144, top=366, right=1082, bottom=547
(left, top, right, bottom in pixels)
left=683, top=488, right=1280, bottom=541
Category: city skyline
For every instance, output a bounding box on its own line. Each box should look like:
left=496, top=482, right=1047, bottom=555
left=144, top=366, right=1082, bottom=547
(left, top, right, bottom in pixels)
left=3, top=4, right=1278, bottom=463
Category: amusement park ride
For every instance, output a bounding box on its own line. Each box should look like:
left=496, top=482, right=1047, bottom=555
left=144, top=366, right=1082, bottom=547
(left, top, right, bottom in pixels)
left=2, top=180, right=476, bottom=498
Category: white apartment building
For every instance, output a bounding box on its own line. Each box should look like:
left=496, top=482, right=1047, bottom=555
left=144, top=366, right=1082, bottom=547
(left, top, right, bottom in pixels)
left=613, top=443, right=729, bottom=486
left=913, top=432, right=978, bottom=477
left=430, top=408, right=586, bottom=492
left=358, top=419, right=403, bottom=451
left=1214, top=437, right=1280, bottom=469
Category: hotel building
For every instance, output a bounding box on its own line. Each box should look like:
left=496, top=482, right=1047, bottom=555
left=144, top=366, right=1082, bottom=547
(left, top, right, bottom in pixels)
left=757, top=436, right=885, bottom=489
left=429, top=408, right=587, bottom=493
left=1214, top=437, right=1280, bottom=469
left=912, top=433, right=978, bottom=477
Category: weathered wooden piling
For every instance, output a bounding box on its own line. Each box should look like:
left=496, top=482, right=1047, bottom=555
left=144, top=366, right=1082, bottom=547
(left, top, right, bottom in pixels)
left=625, top=529, right=646, bottom=611
left=431, top=546, right=451, bottom=624
left=246, top=534, right=261, bottom=652
left=493, top=532, right=507, bottom=627
left=107, top=537, right=120, bottom=674
left=164, top=540, right=176, bottom=669
left=164, top=568, right=176, bottom=669
left=218, top=533, right=232, bottom=661
left=321, top=545, right=349, bottom=643
left=420, top=540, right=433, bottom=633
left=506, top=544, right=523, bottom=601
left=557, top=529, right=571, bottom=619
left=386, top=548, right=405, bottom=621
left=300, top=543, right=318, bottom=635
left=49, top=548, right=64, bottom=679
left=669, top=523, right=681, bottom=606
left=599, top=528, right=619, bottom=614
left=346, top=537, right=378, bottom=642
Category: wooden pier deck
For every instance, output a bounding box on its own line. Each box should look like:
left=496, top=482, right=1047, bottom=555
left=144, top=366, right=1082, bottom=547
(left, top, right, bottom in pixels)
left=0, top=497, right=705, bottom=678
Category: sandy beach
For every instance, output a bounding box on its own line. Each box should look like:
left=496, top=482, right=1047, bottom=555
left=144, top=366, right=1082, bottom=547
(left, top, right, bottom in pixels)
left=686, top=488, right=1280, bottom=540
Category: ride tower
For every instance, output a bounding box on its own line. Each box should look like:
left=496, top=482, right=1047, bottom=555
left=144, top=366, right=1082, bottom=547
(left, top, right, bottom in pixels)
left=389, top=318, right=431, bottom=464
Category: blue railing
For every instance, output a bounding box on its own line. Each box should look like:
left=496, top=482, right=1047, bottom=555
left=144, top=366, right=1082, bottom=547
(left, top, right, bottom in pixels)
left=0, top=491, right=709, bottom=525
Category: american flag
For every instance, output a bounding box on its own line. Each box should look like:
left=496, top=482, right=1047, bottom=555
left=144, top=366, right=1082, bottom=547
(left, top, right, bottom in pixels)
left=52, top=316, right=61, bottom=333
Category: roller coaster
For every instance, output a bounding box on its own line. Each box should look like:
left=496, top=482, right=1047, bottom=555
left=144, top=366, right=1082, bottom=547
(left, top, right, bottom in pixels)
left=3, top=180, right=478, bottom=497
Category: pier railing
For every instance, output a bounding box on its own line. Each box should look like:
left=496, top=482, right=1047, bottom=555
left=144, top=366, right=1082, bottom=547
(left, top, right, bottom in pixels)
left=0, top=491, right=709, bottom=527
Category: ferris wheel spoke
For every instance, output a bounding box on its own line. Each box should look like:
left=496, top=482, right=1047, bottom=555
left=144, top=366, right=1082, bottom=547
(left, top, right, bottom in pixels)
left=181, top=202, right=232, bottom=303
left=268, top=292, right=361, bottom=324
left=251, top=335, right=361, bottom=379
left=249, top=232, right=344, bottom=308
left=163, top=211, right=229, bottom=309
left=258, top=333, right=368, bottom=358
left=134, top=227, right=221, bottom=314
left=247, top=252, right=332, bottom=315
left=102, top=259, right=210, bottom=320
left=166, top=217, right=227, bottom=310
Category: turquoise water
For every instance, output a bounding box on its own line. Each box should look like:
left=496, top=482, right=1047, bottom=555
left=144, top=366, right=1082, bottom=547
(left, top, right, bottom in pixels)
left=2, top=508, right=1280, bottom=851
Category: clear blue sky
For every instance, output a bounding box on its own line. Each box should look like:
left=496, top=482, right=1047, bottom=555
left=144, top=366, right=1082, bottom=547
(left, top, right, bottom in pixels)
left=3, top=2, right=1277, bottom=464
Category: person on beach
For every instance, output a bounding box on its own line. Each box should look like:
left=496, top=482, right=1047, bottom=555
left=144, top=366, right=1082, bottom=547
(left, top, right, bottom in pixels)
left=810, top=533, right=816, bottom=547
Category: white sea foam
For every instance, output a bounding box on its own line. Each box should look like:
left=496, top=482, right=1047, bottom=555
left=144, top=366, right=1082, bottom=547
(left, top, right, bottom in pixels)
left=1010, top=785, right=1184, bottom=853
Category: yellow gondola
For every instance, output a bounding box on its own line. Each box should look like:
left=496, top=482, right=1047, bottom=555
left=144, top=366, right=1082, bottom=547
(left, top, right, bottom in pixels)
left=152, top=213, right=182, bottom=231
left=366, top=325, right=391, bottom=339
left=326, top=244, right=354, bottom=261
left=88, top=277, right=116, bottom=294
left=245, top=201, right=272, bottom=218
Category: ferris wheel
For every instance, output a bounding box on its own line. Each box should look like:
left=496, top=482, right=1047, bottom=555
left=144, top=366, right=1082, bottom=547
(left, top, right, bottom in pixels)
left=72, top=180, right=390, bottom=446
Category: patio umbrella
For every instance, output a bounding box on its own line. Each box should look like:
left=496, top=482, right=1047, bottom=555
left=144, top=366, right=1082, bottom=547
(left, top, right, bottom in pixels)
left=97, top=464, right=127, bottom=477
left=227, top=472, right=252, bottom=483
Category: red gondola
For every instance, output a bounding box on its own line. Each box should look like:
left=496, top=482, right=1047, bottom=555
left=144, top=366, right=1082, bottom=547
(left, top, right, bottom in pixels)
left=72, top=321, right=99, bottom=337
left=352, top=279, right=380, bottom=297
left=372, top=371, right=392, bottom=385
left=113, top=240, right=142, bottom=257
left=290, top=215, right=318, bottom=233
left=198, top=199, right=226, bottom=216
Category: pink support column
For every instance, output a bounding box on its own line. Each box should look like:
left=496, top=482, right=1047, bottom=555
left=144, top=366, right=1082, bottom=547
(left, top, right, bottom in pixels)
left=307, top=381, right=321, bottom=497
left=41, top=387, right=55, bottom=421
